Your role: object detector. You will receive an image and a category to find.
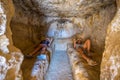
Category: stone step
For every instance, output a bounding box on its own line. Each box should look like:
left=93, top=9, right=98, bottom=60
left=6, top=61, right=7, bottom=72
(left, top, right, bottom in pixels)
left=45, top=50, right=73, bottom=80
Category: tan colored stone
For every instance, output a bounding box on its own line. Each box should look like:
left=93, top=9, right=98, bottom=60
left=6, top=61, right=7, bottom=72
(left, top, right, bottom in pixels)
left=100, top=0, right=120, bottom=79
left=0, top=0, right=23, bottom=80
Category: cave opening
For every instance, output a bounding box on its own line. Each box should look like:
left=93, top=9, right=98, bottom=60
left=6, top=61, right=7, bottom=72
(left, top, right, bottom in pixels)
left=10, top=0, right=117, bottom=80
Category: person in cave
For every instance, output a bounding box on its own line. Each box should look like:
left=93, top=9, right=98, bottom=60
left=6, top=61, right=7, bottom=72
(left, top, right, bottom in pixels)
left=36, top=46, right=49, bottom=61
left=26, top=37, right=53, bottom=58
left=73, top=37, right=97, bottom=66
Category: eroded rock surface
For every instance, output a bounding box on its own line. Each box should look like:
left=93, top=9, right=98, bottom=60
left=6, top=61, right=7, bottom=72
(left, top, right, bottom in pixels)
left=12, top=0, right=115, bottom=17
left=100, top=0, right=120, bottom=80
left=1, top=0, right=120, bottom=80
left=11, top=0, right=116, bottom=54
left=0, top=0, right=23, bottom=80
left=31, top=59, right=48, bottom=80
left=67, top=48, right=89, bottom=80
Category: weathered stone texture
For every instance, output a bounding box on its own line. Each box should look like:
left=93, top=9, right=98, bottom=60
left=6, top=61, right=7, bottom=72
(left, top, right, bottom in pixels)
left=67, top=47, right=89, bottom=80
left=11, top=3, right=116, bottom=54
left=0, top=0, right=23, bottom=80
left=3, top=0, right=117, bottom=80
left=100, top=0, right=120, bottom=80
left=12, top=0, right=115, bottom=17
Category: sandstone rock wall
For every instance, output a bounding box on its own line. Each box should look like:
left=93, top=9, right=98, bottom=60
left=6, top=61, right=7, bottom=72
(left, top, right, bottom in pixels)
left=8, top=0, right=118, bottom=79
left=45, top=4, right=116, bottom=53
left=11, top=1, right=116, bottom=54
left=12, top=0, right=115, bottom=17
left=0, top=0, right=23, bottom=80
left=0, top=0, right=119, bottom=80
left=100, top=0, right=120, bottom=80
left=67, top=47, right=89, bottom=80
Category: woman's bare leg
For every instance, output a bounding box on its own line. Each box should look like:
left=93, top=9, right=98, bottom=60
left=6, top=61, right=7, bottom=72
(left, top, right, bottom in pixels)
left=77, top=48, right=97, bottom=66
left=83, top=39, right=91, bottom=53
left=77, top=48, right=90, bottom=62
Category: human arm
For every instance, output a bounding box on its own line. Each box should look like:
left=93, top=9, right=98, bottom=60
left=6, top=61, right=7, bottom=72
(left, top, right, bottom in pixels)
left=48, top=38, right=53, bottom=47
left=29, top=44, right=42, bottom=56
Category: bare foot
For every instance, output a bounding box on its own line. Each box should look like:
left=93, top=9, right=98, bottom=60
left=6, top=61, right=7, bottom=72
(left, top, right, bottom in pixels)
left=87, top=59, right=97, bottom=66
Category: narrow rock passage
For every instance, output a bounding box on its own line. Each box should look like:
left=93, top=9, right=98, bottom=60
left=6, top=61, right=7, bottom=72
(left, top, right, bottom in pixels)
left=45, top=50, right=73, bottom=80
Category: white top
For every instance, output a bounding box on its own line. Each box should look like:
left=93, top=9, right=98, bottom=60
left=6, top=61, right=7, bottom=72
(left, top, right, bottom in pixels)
left=37, top=54, right=47, bottom=60
left=76, top=44, right=83, bottom=49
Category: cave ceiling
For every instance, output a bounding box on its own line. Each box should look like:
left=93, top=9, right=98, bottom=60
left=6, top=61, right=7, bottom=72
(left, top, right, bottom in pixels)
left=13, top=0, right=115, bottom=17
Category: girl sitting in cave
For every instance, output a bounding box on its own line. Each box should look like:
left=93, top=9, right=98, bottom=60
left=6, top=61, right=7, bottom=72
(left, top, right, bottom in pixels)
left=73, top=37, right=97, bottom=66
left=26, top=37, right=53, bottom=57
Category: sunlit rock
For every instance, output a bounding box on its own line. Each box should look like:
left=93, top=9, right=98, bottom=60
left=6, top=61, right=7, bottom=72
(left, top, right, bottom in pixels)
left=0, top=52, right=23, bottom=80
left=48, top=20, right=81, bottom=38
left=0, top=2, right=7, bottom=35
left=1, top=0, right=119, bottom=80
left=31, top=59, right=48, bottom=80
left=0, top=35, right=9, bottom=53
left=0, top=0, right=24, bottom=80
left=0, top=56, right=8, bottom=80
left=11, top=2, right=116, bottom=54
left=100, top=0, right=120, bottom=79
left=7, top=52, right=23, bottom=80
left=67, top=48, right=89, bottom=80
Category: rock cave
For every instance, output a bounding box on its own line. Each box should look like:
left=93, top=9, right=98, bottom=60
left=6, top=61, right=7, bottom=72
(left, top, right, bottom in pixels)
left=0, top=0, right=120, bottom=80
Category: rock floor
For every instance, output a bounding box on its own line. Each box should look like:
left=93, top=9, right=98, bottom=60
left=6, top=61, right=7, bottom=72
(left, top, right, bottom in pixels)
left=21, top=38, right=102, bottom=80
left=45, top=50, right=73, bottom=80
left=21, top=50, right=101, bottom=80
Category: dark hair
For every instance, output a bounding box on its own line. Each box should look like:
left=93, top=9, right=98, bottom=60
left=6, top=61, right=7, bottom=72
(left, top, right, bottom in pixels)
left=40, top=40, right=50, bottom=46
left=76, top=39, right=82, bottom=44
